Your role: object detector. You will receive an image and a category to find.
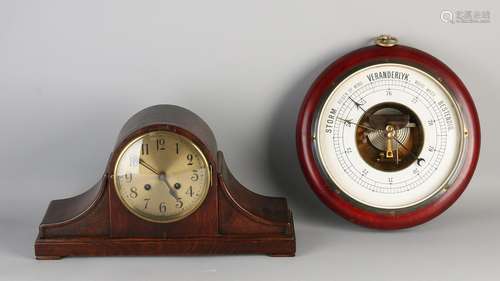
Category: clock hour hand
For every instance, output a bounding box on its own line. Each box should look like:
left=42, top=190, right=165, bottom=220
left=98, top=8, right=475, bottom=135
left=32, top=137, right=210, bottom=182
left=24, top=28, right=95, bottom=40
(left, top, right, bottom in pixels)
left=159, top=173, right=181, bottom=201
left=140, top=159, right=181, bottom=200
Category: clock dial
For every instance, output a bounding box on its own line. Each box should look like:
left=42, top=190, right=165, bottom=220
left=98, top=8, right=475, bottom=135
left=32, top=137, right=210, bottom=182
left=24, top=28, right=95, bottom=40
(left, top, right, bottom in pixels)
left=315, top=63, right=465, bottom=209
left=114, top=131, right=210, bottom=223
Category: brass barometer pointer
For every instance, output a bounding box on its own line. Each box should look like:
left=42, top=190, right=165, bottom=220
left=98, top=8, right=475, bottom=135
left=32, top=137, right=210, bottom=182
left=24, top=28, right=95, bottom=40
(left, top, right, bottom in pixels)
left=385, top=125, right=395, bottom=158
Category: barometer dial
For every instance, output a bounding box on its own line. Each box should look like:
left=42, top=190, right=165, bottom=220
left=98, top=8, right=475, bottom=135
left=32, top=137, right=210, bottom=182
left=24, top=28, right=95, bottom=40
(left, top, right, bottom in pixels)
left=315, top=63, right=463, bottom=209
left=297, top=36, right=480, bottom=229
left=114, top=131, right=210, bottom=223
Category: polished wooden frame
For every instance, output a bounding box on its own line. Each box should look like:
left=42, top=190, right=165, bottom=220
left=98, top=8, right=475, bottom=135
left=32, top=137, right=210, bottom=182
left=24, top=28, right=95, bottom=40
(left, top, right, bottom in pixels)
left=35, top=105, right=295, bottom=259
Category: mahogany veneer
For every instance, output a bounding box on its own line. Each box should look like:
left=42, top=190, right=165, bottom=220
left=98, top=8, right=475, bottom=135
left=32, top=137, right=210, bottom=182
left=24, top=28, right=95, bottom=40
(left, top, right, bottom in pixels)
left=35, top=105, right=295, bottom=259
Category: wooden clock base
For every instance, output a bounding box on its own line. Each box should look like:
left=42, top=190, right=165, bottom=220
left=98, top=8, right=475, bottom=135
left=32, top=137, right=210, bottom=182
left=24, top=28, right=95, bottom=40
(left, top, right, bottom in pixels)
left=35, top=152, right=295, bottom=259
left=35, top=235, right=294, bottom=259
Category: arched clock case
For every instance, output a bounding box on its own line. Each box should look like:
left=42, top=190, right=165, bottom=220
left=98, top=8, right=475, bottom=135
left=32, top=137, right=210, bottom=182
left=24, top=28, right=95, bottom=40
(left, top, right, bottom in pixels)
left=35, top=105, right=295, bottom=259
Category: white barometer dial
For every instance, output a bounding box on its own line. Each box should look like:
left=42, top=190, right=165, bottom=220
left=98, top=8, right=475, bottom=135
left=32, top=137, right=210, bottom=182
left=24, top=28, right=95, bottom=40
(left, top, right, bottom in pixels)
left=315, top=63, right=465, bottom=209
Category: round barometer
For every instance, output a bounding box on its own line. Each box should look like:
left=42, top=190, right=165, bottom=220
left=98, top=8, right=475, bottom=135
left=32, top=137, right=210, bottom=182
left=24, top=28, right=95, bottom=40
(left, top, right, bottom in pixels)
left=297, top=35, right=480, bottom=229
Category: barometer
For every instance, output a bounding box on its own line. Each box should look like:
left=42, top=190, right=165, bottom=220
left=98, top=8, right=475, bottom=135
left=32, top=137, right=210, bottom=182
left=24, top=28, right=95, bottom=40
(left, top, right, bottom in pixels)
left=297, top=35, right=480, bottom=229
left=35, top=105, right=295, bottom=259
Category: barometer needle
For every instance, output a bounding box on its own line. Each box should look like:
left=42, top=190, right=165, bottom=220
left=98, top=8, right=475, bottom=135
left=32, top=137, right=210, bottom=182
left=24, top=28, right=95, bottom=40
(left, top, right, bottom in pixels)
left=385, top=125, right=395, bottom=159
left=348, top=97, right=366, bottom=112
left=337, top=118, right=377, bottom=131
left=391, top=137, right=425, bottom=165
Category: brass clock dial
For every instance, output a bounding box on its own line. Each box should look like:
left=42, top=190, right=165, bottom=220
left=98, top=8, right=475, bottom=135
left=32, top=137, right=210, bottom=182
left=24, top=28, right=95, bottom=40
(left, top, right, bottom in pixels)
left=113, top=131, right=210, bottom=223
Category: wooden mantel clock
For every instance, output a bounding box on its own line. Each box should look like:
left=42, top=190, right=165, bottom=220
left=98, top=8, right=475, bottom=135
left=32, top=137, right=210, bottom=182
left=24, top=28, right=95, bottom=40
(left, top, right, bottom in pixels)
left=297, top=35, right=480, bottom=229
left=35, top=105, right=295, bottom=259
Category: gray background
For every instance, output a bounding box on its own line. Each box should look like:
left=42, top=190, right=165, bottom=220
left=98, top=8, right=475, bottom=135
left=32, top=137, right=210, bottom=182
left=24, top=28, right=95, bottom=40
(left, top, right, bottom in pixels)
left=1, top=1, right=499, bottom=280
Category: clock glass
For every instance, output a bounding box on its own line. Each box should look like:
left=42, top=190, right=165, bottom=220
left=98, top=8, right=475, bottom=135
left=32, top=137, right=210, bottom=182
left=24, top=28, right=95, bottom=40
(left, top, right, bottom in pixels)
left=114, top=131, right=210, bottom=223
left=314, top=63, right=465, bottom=209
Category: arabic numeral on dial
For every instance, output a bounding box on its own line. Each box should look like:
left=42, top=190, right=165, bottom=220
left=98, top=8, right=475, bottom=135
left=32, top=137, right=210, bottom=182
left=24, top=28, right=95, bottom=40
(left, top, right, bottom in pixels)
left=124, top=173, right=133, bottom=183
left=191, top=170, right=199, bottom=181
left=156, top=138, right=165, bottom=151
left=345, top=147, right=352, bottom=153
left=388, top=177, right=394, bottom=183
left=176, top=200, right=183, bottom=209
left=413, top=168, right=419, bottom=175
left=159, top=202, right=167, bottom=213
left=129, top=156, right=139, bottom=167
left=141, top=143, right=149, bottom=155
left=186, top=154, right=193, bottom=165
left=130, top=187, right=138, bottom=198
left=428, top=120, right=435, bottom=126
left=361, top=169, right=368, bottom=176
left=386, top=90, right=392, bottom=96
left=144, top=198, right=150, bottom=209
left=411, top=96, right=418, bottom=103
left=428, top=146, right=435, bottom=152
left=186, top=186, right=194, bottom=197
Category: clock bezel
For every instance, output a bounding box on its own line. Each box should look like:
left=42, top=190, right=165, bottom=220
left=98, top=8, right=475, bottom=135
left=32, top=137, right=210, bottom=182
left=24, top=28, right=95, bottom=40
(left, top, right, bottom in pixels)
left=113, top=130, right=211, bottom=224
left=296, top=44, right=481, bottom=229
left=109, top=124, right=215, bottom=226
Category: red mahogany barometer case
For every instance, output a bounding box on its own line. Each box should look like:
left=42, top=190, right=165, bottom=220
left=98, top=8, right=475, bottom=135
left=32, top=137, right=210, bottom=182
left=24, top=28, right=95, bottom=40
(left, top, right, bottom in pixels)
left=297, top=35, right=480, bottom=229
